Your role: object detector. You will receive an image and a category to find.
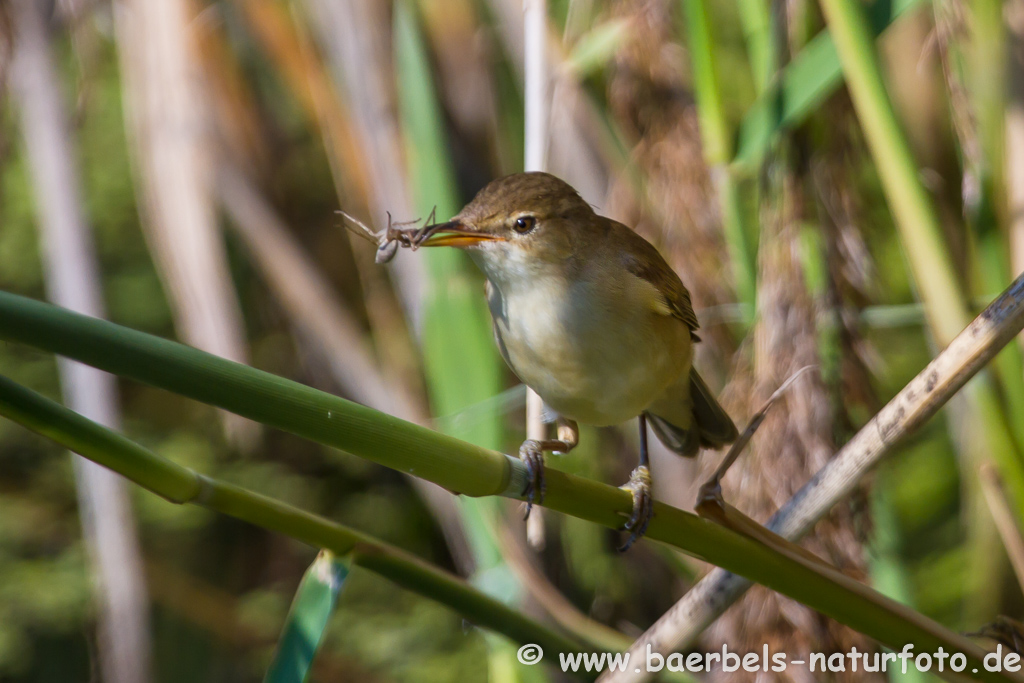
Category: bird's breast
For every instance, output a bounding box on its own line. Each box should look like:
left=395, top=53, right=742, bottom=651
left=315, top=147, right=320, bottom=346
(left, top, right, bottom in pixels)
left=487, top=274, right=691, bottom=426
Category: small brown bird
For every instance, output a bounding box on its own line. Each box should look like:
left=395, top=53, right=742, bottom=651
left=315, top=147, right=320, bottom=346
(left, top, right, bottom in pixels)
left=418, top=172, right=737, bottom=548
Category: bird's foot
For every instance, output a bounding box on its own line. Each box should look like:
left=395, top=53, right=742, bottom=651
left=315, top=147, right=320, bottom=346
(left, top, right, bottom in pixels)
left=619, top=465, right=653, bottom=552
left=518, top=439, right=547, bottom=519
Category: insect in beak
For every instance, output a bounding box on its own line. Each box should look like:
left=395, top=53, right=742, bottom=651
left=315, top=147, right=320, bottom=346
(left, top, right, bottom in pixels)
left=416, top=221, right=503, bottom=248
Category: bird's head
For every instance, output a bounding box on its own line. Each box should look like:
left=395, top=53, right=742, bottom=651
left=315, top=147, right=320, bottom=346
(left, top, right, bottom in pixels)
left=418, top=172, right=595, bottom=284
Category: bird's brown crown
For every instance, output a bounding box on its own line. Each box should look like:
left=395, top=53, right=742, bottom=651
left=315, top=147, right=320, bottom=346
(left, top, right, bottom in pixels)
left=456, top=172, right=593, bottom=225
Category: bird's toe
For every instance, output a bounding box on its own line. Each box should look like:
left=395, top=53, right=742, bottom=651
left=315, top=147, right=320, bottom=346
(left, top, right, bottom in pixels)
left=619, top=465, right=653, bottom=552
left=518, top=439, right=547, bottom=519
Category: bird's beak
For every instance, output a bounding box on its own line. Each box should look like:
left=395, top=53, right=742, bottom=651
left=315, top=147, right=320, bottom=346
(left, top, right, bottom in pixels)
left=417, top=221, right=502, bottom=248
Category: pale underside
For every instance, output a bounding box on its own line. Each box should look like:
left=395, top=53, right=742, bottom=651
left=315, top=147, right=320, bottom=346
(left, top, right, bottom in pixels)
left=484, top=269, right=694, bottom=428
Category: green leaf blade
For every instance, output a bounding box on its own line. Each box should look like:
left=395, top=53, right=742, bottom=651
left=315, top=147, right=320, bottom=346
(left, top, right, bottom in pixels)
left=264, top=551, right=350, bottom=683
left=733, top=0, right=924, bottom=168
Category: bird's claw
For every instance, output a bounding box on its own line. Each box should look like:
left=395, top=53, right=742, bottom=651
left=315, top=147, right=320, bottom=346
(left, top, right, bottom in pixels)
left=619, top=465, right=653, bottom=552
left=518, top=439, right=546, bottom=519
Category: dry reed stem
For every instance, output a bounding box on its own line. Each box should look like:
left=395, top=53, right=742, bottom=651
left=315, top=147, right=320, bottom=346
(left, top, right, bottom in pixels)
left=10, top=1, right=151, bottom=680
left=189, top=1, right=269, bottom=173
left=231, top=0, right=373, bottom=204
left=298, top=0, right=426, bottom=330
left=523, top=0, right=550, bottom=550
left=707, top=162, right=873, bottom=682
left=600, top=272, right=1024, bottom=683
left=486, top=0, right=612, bottom=205
left=696, top=365, right=817, bottom=507
left=113, top=0, right=256, bottom=449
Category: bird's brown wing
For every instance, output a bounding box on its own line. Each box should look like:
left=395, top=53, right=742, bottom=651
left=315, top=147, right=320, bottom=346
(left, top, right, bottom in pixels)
left=615, top=224, right=700, bottom=337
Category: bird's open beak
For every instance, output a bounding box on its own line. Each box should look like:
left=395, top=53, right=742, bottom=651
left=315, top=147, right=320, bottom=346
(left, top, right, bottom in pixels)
left=417, top=221, right=502, bottom=248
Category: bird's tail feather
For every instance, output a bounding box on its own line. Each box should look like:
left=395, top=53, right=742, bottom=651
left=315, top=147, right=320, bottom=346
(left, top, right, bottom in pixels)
left=646, top=370, right=737, bottom=457
left=646, top=412, right=701, bottom=456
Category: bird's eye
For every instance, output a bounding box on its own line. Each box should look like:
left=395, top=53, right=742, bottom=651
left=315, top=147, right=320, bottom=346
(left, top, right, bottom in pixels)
left=513, top=216, right=536, bottom=234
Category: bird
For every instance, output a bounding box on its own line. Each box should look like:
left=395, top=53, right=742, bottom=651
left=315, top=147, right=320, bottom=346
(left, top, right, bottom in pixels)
left=416, top=172, right=738, bottom=549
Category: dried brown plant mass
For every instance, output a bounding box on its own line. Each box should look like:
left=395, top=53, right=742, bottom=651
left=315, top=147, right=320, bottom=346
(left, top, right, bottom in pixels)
left=706, top=164, right=879, bottom=682
left=605, top=0, right=735, bottom=375
left=603, top=1, right=880, bottom=673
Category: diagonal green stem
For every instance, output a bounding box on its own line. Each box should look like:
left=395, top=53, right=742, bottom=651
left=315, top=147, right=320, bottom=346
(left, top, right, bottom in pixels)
left=817, top=0, right=965, bottom=344
left=0, top=372, right=593, bottom=675
left=0, top=291, right=1019, bottom=681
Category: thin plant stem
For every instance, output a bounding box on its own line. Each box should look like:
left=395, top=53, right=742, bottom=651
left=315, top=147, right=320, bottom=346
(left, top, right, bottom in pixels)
left=10, top=2, right=151, bottom=679
left=682, top=0, right=757, bottom=309
left=523, top=0, right=551, bottom=549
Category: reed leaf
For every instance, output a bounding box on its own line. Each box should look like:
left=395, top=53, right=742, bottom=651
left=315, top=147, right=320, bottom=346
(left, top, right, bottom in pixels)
left=394, top=0, right=514, bottom=585
left=563, top=18, right=632, bottom=79
left=735, top=0, right=776, bottom=95
left=734, top=0, right=923, bottom=168
left=264, top=551, right=350, bottom=683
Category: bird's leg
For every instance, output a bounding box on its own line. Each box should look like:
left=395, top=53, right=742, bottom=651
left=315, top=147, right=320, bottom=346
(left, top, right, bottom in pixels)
left=619, top=414, right=654, bottom=552
left=518, top=418, right=578, bottom=519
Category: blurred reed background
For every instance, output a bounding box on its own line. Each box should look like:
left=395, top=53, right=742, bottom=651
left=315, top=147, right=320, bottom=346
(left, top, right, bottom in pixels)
left=0, top=0, right=1023, bottom=681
